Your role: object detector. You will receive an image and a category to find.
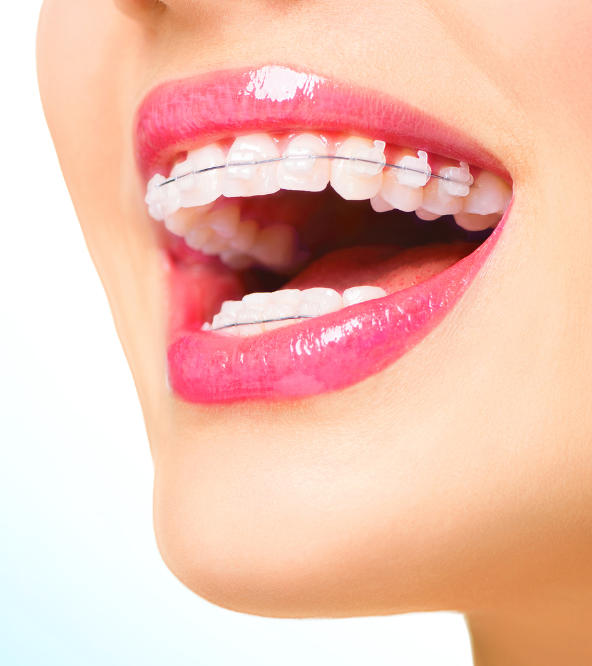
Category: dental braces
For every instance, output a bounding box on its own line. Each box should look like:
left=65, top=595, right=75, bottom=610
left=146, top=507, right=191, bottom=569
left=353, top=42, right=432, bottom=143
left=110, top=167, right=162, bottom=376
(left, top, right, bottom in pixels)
left=205, top=314, right=318, bottom=332
left=158, top=151, right=473, bottom=189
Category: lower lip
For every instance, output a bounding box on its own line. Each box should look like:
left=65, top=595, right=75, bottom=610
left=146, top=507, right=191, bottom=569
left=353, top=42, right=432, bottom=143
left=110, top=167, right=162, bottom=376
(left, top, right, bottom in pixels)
left=167, top=208, right=509, bottom=403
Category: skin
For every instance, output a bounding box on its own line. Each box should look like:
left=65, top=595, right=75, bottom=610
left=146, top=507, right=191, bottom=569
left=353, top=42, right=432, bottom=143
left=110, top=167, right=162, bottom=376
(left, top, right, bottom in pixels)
left=37, top=1, right=592, bottom=663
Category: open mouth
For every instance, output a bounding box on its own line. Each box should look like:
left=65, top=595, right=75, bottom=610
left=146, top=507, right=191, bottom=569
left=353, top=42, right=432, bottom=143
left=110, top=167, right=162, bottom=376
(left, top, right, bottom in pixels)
left=136, top=65, right=512, bottom=403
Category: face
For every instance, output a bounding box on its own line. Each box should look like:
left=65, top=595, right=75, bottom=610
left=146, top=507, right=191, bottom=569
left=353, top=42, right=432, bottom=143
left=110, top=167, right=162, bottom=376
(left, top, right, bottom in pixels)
left=37, top=1, right=592, bottom=619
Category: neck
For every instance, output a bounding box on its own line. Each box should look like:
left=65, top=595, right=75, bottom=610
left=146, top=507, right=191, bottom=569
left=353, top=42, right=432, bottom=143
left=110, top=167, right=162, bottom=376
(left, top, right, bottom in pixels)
left=467, top=599, right=592, bottom=666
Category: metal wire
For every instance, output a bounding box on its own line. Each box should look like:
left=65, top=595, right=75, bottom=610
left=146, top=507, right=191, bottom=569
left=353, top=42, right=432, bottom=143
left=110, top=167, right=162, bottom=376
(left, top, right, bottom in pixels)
left=158, top=154, right=470, bottom=188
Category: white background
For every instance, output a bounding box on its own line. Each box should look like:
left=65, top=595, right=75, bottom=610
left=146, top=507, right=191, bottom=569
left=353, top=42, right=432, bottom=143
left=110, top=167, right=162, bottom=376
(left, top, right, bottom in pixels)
left=0, top=3, right=473, bottom=664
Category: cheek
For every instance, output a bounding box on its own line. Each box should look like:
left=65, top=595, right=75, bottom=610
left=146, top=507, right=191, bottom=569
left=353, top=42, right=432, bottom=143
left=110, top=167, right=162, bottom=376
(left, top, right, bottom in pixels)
left=437, top=0, right=592, bottom=114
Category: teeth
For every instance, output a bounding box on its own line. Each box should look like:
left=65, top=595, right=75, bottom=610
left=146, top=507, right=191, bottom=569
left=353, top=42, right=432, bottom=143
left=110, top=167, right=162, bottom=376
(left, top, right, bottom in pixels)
left=219, top=251, right=254, bottom=270
left=342, top=286, right=387, bottom=307
left=453, top=212, right=501, bottom=231
left=147, top=132, right=513, bottom=269
left=250, top=224, right=297, bottom=270
left=201, top=233, right=229, bottom=256
left=439, top=161, right=473, bottom=197
left=463, top=171, right=512, bottom=215
left=222, top=133, right=281, bottom=197
left=277, top=133, right=331, bottom=192
left=330, top=137, right=385, bottom=200
left=395, top=150, right=431, bottom=188
left=164, top=206, right=207, bottom=236
left=228, top=219, right=259, bottom=253
left=261, top=289, right=302, bottom=321
left=207, top=286, right=388, bottom=334
left=185, top=225, right=214, bottom=251
left=173, top=143, right=226, bottom=207
left=379, top=165, right=424, bottom=212
left=298, top=287, right=343, bottom=317
left=370, top=195, right=396, bottom=213
left=415, top=208, right=441, bottom=221
left=145, top=174, right=180, bottom=220
left=421, top=177, right=463, bottom=216
left=206, top=204, right=240, bottom=239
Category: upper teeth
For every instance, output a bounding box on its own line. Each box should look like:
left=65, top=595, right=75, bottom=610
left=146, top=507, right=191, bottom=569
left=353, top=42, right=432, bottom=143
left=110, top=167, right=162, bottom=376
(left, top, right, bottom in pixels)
left=205, top=285, right=388, bottom=335
left=145, top=132, right=512, bottom=270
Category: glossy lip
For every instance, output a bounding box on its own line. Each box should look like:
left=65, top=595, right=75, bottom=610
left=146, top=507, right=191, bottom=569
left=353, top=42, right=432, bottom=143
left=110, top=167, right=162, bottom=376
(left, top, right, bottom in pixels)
left=135, top=64, right=508, bottom=181
left=134, top=65, right=511, bottom=403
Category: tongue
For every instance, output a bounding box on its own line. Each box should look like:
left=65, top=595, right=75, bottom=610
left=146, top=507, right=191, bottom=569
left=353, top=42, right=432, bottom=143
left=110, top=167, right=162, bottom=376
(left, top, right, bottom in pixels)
left=284, top=242, right=478, bottom=293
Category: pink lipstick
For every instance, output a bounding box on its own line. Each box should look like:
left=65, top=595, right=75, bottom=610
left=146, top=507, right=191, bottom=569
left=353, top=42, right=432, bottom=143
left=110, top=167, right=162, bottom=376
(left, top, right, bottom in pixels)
left=135, top=65, right=511, bottom=403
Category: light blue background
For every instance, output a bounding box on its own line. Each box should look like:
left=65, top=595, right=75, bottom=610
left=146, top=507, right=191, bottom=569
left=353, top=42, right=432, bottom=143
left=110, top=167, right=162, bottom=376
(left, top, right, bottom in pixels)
left=1, top=4, right=473, bottom=664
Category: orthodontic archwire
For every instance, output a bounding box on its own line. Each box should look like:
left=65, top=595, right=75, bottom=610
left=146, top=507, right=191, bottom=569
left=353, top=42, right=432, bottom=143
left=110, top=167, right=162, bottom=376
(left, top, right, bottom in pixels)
left=204, top=314, right=321, bottom=332
left=158, top=152, right=473, bottom=189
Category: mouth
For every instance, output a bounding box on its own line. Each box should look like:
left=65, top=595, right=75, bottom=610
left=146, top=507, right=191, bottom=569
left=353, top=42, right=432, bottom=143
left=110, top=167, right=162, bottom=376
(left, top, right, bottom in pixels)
left=135, top=65, right=512, bottom=404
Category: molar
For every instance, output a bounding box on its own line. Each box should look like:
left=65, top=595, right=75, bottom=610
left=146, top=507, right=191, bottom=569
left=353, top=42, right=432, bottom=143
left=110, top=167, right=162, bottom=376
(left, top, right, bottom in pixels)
left=250, top=224, right=297, bottom=270
left=463, top=171, right=512, bottom=215
left=277, top=133, right=331, bottom=192
left=185, top=225, right=214, bottom=251
left=330, top=137, right=385, bottom=200
left=222, top=133, right=281, bottom=197
left=453, top=212, right=501, bottom=231
left=229, top=219, right=259, bottom=253
left=206, top=204, right=240, bottom=239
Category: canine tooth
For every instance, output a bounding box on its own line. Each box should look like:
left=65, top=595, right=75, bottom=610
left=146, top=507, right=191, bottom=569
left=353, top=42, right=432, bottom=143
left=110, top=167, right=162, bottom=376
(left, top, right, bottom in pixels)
left=342, top=286, right=387, bottom=307
left=206, top=205, right=240, bottom=238
left=330, top=137, right=385, bottom=200
left=185, top=225, right=214, bottom=250
left=298, top=288, right=342, bottom=317
left=277, top=133, right=331, bottom=192
left=453, top=212, right=501, bottom=231
left=370, top=195, right=395, bottom=213
left=250, top=224, right=297, bottom=269
left=229, top=219, right=259, bottom=253
left=421, top=177, right=463, bottom=215
left=415, top=208, right=441, bottom=221
left=379, top=168, right=423, bottom=212
left=395, top=150, right=431, bottom=188
left=222, top=134, right=280, bottom=197
left=178, top=144, right=226, bottom=207
left=439, top=161, right=473, bottom=197
left=463, top=171, right=512, bottom=214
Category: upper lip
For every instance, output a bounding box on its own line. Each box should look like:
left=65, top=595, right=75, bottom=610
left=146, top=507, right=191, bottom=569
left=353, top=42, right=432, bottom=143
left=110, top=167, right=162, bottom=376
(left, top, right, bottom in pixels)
left=134, top=64, right=509, bottom=182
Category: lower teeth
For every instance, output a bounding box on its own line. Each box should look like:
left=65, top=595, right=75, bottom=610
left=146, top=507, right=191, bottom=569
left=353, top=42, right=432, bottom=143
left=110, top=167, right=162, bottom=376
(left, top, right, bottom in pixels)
left=205, top=285, right=387, bottom=334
